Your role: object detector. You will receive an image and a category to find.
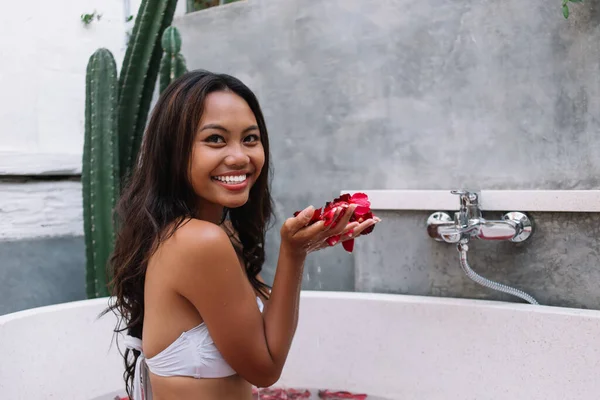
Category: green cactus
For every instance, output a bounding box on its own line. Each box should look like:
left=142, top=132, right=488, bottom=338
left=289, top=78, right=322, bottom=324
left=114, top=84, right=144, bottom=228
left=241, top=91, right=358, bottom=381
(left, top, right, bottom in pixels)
left=117, top=0, right=179, bottom=183
left=83, top=0, right=181, bottom=299
left=83, top=48, right=119, bottom=298
left=159, top=26, right=188, bottom=93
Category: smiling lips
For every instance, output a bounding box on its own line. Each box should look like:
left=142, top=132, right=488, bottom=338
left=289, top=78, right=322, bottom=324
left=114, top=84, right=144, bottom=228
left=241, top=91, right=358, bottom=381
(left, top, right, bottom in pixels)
left=211, top=172, right=251, bottom=191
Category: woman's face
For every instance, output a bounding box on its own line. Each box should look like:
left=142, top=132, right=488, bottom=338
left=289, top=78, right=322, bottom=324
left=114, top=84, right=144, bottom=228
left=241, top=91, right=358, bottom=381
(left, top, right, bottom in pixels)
left=190, top=90, right=265, bottom=219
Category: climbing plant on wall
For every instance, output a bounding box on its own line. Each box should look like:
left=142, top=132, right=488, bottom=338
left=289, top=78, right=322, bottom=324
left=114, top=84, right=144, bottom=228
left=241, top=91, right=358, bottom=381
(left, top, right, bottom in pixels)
left=562, top=0, right=583, bottom=18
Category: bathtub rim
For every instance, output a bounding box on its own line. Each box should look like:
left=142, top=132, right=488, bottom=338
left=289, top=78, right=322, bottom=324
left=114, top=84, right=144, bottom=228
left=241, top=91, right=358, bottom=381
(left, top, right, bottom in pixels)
left=2, top=290, right=599, bottom=325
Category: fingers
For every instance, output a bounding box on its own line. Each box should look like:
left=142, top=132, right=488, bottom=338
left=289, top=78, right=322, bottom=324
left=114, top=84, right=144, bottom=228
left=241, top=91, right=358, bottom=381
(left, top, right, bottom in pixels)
left=322, top=206, right=343, bottom=229
left=300, top=219, right=328, bottom=238
left=321, top=204, right=357, bottom=236
left=307, top=220, right=361, bottom=253
left=338, top=222, right=360, bottom=241
left=298, top=205, right=344, bottom=238
left=333, top=204, right=357, bottom=231
left=307, top=204, right=360, bottom=245
left=306, top=216, right=381, bottom=253
left=341, top=216, right=379, bottom=240
left=285, top=205, right=316, bottom=234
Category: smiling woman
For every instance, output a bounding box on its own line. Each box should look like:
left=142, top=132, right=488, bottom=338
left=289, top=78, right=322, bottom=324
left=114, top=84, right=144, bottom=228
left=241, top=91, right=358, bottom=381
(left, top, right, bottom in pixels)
left=101, top=70, right=378, bottom=400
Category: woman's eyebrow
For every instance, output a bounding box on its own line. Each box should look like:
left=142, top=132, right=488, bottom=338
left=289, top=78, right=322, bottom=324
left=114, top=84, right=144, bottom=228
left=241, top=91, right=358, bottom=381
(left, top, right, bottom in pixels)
left=199, top=123, right=229, bottom=132
left=243, top=125, right=259, bottom=133
left=199, top=124, right=259, bottom=133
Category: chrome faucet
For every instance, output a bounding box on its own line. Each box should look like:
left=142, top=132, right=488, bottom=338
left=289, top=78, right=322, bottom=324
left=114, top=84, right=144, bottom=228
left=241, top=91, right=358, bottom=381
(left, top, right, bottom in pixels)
left=427, top=190, right=533, bottom=244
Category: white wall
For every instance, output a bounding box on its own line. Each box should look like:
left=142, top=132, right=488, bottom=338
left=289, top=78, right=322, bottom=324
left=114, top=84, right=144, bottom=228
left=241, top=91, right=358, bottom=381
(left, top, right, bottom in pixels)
left=0, top=0, right=186, bottom=175
left=0, top=0, right=186, bottom=241
left=0, top=181, right=83, bottom=240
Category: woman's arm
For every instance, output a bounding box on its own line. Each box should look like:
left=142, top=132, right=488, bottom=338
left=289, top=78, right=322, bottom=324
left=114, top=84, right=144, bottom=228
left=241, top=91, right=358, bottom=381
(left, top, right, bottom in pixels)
left=171, top=220, right=283, bottom=386
left=259, top=240, right=305, bottom=374
left=169, top=205, right=364, bottom=387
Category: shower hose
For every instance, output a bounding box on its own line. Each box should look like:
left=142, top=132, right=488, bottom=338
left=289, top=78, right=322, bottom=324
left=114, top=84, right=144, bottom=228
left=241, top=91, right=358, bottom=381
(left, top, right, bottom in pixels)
left=457, top=242, right=539, bottom=305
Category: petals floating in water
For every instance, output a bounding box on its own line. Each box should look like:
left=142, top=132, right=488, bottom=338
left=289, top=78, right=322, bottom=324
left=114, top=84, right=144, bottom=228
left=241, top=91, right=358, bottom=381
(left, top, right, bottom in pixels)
left=253, top=386, right=311, bottom=399
left=319, top=390, right=368, bottom=399
left=252, top=387, right=369, bottom=399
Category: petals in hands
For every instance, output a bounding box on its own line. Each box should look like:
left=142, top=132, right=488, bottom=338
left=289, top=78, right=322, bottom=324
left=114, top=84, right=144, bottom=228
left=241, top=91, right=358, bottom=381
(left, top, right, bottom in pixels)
left=293, top=192, right=381, bottom=253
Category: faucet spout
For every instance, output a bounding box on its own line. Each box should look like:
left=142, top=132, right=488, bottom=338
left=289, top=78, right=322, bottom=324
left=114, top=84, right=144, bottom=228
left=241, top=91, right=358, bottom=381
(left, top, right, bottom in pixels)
left=476, top=218, right=519, bottom=241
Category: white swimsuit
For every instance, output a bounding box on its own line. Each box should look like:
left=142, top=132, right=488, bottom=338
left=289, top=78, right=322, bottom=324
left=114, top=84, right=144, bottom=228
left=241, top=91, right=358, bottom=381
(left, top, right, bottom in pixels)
left=124, top=296, right=265, bottom=400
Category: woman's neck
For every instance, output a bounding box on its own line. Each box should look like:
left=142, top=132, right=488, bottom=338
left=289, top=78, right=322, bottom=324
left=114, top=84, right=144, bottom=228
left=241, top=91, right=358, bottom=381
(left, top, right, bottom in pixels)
left=195, top=201, right=224, bottom=224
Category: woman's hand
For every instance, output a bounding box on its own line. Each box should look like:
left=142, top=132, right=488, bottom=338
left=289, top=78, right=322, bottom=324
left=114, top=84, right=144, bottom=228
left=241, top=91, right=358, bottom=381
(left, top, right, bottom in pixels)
left=280, top=204, right=380, bottom=257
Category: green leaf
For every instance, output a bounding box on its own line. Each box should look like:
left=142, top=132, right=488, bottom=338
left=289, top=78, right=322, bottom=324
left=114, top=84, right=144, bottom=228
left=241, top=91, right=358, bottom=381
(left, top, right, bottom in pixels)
left=563, top=4, right=569, bottom=18
left=569, top=0, right=583, bottom=3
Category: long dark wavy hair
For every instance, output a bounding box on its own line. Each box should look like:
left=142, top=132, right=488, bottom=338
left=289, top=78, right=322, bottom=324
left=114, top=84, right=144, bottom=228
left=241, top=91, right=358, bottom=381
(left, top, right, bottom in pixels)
left=102, top=70, right=274, bottom=398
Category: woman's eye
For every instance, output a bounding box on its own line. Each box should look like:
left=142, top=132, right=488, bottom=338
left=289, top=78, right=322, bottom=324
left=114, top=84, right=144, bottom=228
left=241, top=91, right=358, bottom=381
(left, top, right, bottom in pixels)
left=205, top=135, right=225, bottom=144
left=244, top=134, right=260, bottom=143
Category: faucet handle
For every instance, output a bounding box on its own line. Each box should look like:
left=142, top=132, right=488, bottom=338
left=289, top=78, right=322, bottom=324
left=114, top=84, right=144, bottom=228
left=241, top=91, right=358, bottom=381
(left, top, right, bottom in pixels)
left=451, top=190, right=481, bottom=223
left=451, top=190, right=479, bottom=205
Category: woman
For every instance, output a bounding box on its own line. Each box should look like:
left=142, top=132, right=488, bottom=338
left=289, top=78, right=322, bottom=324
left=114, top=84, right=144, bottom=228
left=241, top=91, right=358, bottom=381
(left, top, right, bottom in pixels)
left=106, top=70, right=379, bottom=400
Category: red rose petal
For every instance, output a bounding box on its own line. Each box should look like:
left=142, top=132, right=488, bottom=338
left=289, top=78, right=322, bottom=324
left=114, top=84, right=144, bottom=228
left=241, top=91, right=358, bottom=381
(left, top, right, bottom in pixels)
left=326, top=235, right=340, bottom=246
left=350, top=192, right=370, bottom=205
left=330, top=206, right=349, bottom=229
left=353, top=205, right=370, bottom=215
left=318, top=389, right=368, bottom=399
left=254, top=387, right=311, bottom=399
left=252, top=387, right=369, bottom=400
left=323, top=208, right=337, bottom=227
left=310, top=208, right=323, bottom=223
left=360, top=211, right=373, bottom=223
left=353, top=208, right=369, bottom=219
left=350, top=192, right=366, bottom=199
left=294, top=208, right=322, bottom=225
left=342, top=239, right=354, bottom=252
left=334, top=194, right=351, bottom=203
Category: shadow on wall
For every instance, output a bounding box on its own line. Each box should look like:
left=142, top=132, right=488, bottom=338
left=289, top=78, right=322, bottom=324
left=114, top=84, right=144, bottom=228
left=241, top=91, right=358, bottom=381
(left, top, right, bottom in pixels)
left=0, top=236, right=86, bottom=315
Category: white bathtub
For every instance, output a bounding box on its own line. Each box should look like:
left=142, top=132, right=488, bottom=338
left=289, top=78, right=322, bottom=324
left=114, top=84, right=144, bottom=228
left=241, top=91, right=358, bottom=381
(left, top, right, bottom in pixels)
left=1, top=291, right=600, bottom=399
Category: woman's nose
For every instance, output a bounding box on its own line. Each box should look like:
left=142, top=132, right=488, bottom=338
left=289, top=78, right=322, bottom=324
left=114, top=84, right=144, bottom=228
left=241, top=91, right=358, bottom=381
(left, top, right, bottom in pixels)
left=224, top=144, right=250, bottom=166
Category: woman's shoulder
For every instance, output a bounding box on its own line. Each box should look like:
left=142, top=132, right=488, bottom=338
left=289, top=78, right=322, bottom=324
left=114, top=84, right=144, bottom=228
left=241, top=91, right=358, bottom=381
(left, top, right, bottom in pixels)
left=152, top=219, right=238, bottom=286
left=151, top=219, right=232, bottom=269
left=158, top=219, right=247, bottom=300
left=167, top=218, right=231, bottom=254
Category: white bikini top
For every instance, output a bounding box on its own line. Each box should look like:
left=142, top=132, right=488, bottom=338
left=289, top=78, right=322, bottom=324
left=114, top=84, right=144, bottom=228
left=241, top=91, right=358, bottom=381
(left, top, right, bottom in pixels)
left=123, top=296, right=264, bottom=400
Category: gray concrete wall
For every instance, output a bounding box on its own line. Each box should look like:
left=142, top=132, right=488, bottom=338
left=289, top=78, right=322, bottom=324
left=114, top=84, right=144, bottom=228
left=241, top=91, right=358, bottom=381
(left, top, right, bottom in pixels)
left=175, top=0, right=600, bottom=309
left=0, top=236, right=86, bottom=315
left=356, top=210, right=600, bottom=309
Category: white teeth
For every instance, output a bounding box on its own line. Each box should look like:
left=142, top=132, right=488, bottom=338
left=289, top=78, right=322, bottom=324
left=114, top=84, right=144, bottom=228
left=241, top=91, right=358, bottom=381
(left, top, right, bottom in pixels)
left=214, top=174, right=247, bottom=184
